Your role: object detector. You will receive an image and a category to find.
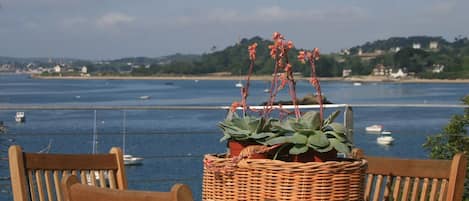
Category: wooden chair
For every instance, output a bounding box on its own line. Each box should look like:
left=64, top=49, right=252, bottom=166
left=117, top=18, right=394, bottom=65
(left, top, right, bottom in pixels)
left=8, top=145, right=128, bottom=201
left=352, top=149, right=467, bottom=201
left=61, top=175, right=193, bottom=201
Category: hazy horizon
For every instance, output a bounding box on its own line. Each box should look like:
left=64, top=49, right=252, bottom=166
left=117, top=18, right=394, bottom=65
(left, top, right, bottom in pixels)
left=1, top=0, right=468, bottom=60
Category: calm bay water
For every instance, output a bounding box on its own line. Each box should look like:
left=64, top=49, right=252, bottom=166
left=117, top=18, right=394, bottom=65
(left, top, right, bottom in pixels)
left=0, top=74, right=468, bottom=200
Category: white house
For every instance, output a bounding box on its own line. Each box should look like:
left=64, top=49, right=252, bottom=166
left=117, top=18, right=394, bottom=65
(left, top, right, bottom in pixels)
left=53, top=65, right=61, bottom=73
left=412, top=43, right=421, bottom=49
left=429, top=41, right=438, bottom=49
left=81, top=66, right=88, bottom=74
left=432, top=64, right=445, bottom=73
left=342, top=69, right=352, bottom=77
left=390, top=69, right=407, bottom=78
left=390, top=47, right=401, bottom=53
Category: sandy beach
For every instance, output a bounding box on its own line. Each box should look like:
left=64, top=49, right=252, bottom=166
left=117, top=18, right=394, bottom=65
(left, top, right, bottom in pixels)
left=31, top=74, right=469, bottom=83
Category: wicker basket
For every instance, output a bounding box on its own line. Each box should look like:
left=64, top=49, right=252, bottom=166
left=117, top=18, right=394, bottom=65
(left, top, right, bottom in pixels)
left=202, top=154, right=367, bottom=201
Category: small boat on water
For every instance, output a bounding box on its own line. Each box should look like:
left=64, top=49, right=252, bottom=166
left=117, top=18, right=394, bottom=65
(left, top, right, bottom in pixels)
left=353, top=82, right=363, bottom=86
left=15, top=112, right=25, bottom=123
left=124, top=154, right=144, bottom=165
left=122, top=111, right=144, bottom=166
left=235, top=81, right=243, bottom=88
left=377, top=131, right=394, bottom=145
left=139, top=95, right=151, bottom=100
left=365, top=124, right=383, bottom=133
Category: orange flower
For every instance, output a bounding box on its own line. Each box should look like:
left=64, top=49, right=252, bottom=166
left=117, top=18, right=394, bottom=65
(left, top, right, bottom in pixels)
left=310, top=77, right=319, bottom=87
left=272, top=32, right=283, bottom=40
left=248, top=43, right=258, bottom=61
left=297, top=51, right=305, bottom=63
left=230, top=101, right=241, bottom=112
left=269, top=45, right=277, bottom=59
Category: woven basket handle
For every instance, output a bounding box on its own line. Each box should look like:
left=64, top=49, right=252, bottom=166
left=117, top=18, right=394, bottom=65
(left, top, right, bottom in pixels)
left=236, top=144, right=282, bottom=168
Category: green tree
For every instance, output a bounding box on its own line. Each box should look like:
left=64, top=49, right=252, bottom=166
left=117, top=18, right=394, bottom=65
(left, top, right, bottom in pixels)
left=423, top=95, right=469, bottom=200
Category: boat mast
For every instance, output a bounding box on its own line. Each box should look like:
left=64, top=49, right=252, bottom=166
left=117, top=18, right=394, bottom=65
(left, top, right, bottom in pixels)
left=92, top=110, right=97, bottom=154
left=122, top=110, right=126, bottom=154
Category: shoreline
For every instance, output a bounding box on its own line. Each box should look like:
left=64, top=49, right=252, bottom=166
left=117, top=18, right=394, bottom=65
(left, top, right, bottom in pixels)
left=30, top=74, right=469, bottom=83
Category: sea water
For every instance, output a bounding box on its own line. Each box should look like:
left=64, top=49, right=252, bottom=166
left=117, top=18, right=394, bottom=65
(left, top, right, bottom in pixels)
left=0, top=74, right=468, bottom=200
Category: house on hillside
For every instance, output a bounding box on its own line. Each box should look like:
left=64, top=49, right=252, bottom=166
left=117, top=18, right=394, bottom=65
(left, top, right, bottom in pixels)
left=53, top=65, right=61, bottom=73
left=429, top=41, right=438, bottom=50
left=342, top=69, right=352, bottom=77
left=390, top=68, right=407, bottom=78
left=431, top=64, right=445, bottom=73
left=372, top=64, right=392, bottom=76
left=412, top=43, right=421, bottom=49
left=81, top=66, right=88, bottom=74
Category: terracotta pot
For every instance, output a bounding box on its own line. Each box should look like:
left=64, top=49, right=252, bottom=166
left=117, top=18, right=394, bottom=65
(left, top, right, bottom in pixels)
left=227, top=140, right=267, bottom=159
left=291, top=149, right=338, bottom=162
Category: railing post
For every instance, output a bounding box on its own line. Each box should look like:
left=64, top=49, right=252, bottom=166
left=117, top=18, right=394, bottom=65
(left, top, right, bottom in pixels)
left=344, top=105, right=354, bottom=144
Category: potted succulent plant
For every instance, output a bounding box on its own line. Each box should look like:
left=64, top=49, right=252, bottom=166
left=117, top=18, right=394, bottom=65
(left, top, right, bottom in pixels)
left=218, top=32, right=353, bottom=162
left=266, top=110, right=352, bottom=162
left=218, top=112, right=278, bottom=158
left=205, top=32, right=365, bottom=201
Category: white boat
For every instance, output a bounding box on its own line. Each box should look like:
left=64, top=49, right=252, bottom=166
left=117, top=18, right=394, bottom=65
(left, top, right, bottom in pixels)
left=122, top=111, right=143, bottom=165
left=377, top=131, right=394, bottom=145
left=263, top=88, right=270, bottom=93
left=15, top=112, right=25, bottom=123
left=235, top=81, right=243, bottom=88
left=124, top=154, right=144, bottom=165
left=353, top=82, right=362, bottom=86
left=365, top=124, right=383, bottom=133
left=139, top=95, right=151, bottom=100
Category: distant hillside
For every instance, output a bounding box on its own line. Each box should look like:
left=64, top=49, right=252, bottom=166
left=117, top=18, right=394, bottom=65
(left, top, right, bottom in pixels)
left=3, top=34, right=469, bottom=79
left=349, top=36, right=450, bottom=53
left=110, top=54, right=200, bottom=65
left=131, top=36, right=342, bottom=77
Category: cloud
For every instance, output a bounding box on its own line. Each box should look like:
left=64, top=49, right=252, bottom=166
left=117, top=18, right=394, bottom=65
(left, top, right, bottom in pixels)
left=171, top=5, right=367, bottom=26
left=96, top=12, right=135, bottom=27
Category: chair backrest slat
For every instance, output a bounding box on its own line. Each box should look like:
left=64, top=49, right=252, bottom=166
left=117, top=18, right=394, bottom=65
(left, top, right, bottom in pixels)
left=35, top=170, right=46, bottom=201
left=372, top=175, right=383, bottom=201
left=9, top=145, right=127, bottom=201
left=28, top=170, right=37, bottom=201
left=44, top=171, right=54, bottom=201
left=420, top=178, right=430, bottom=201
left=353, top=149, right=467, bottom=201
left=108, top=170, right=117, bottom=189
left=428, top=178, right=439, bottom=201
left=53, top=171, right=62, bottom=201
left=392, top=176, right=402, bottom=201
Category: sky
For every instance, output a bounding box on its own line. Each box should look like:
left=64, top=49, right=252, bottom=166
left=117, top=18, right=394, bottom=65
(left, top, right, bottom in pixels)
left=1, top=0, right=468, bottom=60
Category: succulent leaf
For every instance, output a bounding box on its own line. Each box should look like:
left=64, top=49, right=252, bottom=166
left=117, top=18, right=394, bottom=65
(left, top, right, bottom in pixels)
left=326, top=122, right=346, bottom=134
left=291, top=133, right=308, bottom=144
left=300, top=111, right=321, bottom=129
left=323, top=110, right=340, bottom=125
left=329, top=138, right=352, bottom=154
left=266, top=136, right=292, bottom=145
left=289, top=144, right=309, bottom=155
left=307, top=132, right=330, bottom=148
